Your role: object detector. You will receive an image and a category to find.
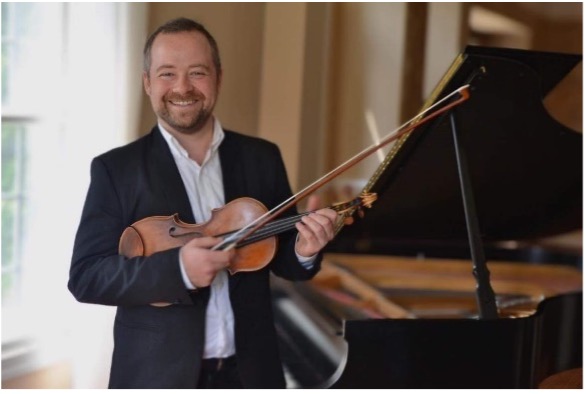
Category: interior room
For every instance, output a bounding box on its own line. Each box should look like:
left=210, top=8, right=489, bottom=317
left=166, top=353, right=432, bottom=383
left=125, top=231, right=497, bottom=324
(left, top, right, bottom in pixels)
left=1, top=2, right=582, bottom=389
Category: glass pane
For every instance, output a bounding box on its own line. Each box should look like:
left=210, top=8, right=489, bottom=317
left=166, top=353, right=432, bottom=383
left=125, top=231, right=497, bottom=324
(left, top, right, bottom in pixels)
left=14, top=3, right=36, bottom=37
left=1, top=3, right=10, bottom=37
left=2, top=199, right=15, bottom=268
left=2, top=2, right=58, bottom=110
left=2, top=122, right=19, bottom=193
left=1, top=43, right=9, bottom=104
left=1, top=122, right=26, bottom=307
left=2, top=273, right=15, bottom=305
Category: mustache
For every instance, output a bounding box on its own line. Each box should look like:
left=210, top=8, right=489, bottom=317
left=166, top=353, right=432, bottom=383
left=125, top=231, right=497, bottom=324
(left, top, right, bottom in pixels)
left=164, top=92, right=204, bottom=102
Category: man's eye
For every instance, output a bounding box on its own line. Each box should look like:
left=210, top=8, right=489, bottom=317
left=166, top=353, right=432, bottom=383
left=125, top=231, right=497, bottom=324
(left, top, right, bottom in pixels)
left=160, top=73, right=174, bottom=78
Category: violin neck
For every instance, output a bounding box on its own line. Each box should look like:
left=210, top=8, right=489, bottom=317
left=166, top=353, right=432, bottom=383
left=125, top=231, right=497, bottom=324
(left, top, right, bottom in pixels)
left=234, top=212, right=309, bottom=248
left=229, top=198, right=362, bottom=249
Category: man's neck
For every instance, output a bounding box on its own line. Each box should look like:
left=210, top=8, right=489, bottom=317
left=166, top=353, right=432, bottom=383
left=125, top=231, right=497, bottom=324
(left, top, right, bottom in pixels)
left=164, top=118, right=215, bottom=165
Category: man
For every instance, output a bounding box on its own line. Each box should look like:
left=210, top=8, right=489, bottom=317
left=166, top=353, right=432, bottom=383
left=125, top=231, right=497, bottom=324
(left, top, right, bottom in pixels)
left=68, top=17, right=337, bottom=389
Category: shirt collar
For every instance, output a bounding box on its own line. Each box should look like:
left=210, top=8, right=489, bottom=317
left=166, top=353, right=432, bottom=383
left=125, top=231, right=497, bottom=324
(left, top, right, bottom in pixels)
left=158, top=119, right=225, bottom=160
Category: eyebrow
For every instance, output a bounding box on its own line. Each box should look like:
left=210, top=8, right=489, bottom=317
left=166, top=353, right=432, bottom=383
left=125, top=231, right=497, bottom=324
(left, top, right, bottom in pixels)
left=155, top=64, right=175, bottom=72
left=155, top=64, right=211, bottom=73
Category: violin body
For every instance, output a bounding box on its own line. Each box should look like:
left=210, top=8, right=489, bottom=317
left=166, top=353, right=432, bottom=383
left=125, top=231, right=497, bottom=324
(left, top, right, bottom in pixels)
left=118, top=197, right=277, bottom=275
left=119, top=192, right=377, bottom=277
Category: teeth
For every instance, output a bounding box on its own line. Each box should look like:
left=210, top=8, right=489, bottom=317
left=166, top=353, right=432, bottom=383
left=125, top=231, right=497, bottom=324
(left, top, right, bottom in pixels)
left=171, top=100, right=196, bottom=106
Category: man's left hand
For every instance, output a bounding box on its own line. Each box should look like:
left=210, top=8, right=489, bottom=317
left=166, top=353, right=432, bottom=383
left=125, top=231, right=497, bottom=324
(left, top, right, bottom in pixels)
left=294, top=197, right=338, bottom=257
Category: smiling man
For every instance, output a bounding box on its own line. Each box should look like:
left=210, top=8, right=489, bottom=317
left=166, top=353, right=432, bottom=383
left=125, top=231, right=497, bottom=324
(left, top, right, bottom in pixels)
left=68, top=18, right=337, bottom=389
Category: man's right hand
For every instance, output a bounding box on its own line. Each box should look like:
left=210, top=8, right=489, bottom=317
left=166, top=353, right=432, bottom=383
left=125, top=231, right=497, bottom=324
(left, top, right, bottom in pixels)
left=180, top=237, right=234, bottom=288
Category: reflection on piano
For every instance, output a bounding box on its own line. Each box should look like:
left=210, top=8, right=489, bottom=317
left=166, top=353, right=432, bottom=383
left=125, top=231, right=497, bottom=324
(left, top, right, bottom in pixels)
left=271, top=46, right=583, bottom=388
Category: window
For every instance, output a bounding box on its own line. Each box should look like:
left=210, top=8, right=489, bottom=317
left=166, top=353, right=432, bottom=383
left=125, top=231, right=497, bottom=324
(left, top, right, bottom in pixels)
left=1, top=3, right=54, bottom=307
left=1, top=121, right=28, bottom=305
left=2, top=3, right=146, bottom=386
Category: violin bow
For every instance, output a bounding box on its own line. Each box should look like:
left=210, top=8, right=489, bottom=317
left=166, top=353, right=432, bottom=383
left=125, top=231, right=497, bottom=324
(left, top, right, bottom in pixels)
left=215, top=84, right=471, bottom=251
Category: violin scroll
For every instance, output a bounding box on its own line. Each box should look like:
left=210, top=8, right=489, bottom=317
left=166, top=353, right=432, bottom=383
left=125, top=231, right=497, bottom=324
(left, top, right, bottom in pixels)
left=330, top=192, right=377, bottom=226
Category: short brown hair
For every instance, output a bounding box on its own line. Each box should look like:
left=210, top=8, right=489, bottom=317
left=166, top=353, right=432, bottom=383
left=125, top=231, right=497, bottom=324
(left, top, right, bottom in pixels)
left=143, top=17, right=222, bottom=75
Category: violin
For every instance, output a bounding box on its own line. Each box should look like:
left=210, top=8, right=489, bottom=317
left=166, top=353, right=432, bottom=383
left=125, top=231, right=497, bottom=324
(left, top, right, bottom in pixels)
left=118, top=193, right=377, bottom=274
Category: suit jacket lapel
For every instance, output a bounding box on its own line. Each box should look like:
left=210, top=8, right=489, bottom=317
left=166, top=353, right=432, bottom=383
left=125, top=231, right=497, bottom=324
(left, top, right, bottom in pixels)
left=219, top=130, right=247, bottom=203
left=149, top=127, right=195, bottom=223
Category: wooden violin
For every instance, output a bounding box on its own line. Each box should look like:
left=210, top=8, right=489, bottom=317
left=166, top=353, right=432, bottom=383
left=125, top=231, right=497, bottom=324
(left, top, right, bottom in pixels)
left=119, top=192, right=377, bottom=274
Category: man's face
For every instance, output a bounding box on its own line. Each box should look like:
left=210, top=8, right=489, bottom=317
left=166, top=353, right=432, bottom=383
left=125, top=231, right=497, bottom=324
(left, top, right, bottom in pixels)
left=143, top=31, right=221, bottom=135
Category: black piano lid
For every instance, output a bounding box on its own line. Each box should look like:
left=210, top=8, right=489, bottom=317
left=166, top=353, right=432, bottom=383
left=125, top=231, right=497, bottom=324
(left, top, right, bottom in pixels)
left=332, top=46, right=582, bottom=245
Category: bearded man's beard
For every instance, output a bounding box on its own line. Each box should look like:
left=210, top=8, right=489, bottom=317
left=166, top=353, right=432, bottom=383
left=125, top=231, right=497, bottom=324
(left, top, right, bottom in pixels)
left=158, top=92, right=213, bottom=135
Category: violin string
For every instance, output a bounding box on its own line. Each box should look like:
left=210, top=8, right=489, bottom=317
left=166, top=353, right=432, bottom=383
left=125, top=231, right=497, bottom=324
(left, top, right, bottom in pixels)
left=170, top=213, right=304, bottom=245
left=237, top=216, right=304, bottom=246
left=224, top=198, right=361, bottom=246
left=244, top=199, right=359, bottom=242
left=219, top=212, right=308, bottom=242
left=215, top=84, right=470, bottom=251
left=217, top=199, right=359, bottom=247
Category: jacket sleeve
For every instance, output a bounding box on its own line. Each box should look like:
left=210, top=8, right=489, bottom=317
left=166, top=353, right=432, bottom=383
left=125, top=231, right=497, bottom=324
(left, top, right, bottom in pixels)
left=68, top=157, right=193, bottom=306
left=264, top=144, right=323, bottom=281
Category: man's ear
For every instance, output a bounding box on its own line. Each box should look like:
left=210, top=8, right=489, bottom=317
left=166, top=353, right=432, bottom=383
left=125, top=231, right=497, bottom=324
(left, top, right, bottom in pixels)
left=143, top=71, right=151, bottom=95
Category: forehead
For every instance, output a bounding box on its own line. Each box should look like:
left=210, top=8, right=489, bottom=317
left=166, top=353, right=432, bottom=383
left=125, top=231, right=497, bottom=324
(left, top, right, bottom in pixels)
left=150, top=31, right=214, bottom=67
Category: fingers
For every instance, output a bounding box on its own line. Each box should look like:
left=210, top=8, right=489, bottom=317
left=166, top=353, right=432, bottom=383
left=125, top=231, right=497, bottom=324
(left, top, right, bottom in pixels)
left=295, top=208, right=337, bottom=257
left=301, top=209, right=336, bottom=240
left=180, top=237, right=233, bottom=288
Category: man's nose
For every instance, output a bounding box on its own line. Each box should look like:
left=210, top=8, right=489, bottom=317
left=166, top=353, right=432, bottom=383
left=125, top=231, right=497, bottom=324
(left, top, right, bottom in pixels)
left=174, top=74, right=195, bottom=94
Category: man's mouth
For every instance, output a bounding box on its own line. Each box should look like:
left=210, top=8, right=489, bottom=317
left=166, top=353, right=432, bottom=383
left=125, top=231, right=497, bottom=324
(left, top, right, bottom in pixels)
left=169, top=99, right=197, bottom=107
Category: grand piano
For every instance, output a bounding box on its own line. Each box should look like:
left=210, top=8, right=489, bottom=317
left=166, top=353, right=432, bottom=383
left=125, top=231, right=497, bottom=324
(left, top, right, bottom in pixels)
left=270, top=46, right=583, bottom=389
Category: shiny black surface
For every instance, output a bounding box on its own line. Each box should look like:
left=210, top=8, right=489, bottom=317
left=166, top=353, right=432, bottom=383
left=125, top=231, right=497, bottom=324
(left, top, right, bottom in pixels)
left=331, top=46, right=582, bottom=244
left=331, top=291, right=582, bottom=388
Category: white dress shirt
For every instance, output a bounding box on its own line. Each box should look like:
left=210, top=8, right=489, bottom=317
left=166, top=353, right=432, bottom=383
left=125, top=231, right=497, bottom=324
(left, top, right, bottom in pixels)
left=159, top=119, right=315, bottom=359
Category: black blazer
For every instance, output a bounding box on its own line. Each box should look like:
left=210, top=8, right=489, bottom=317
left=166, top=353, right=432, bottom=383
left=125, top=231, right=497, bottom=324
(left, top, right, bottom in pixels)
left=68, top=127, right=321, bottom=388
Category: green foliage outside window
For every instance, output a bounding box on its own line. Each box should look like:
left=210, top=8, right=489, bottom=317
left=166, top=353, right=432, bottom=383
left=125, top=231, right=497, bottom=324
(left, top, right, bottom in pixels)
left=2, top=122, right=27, bottom=304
